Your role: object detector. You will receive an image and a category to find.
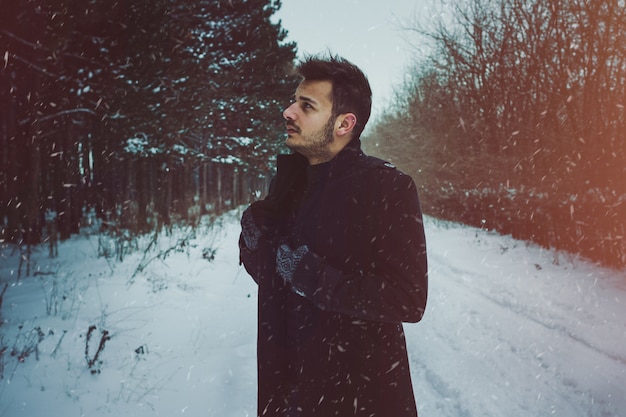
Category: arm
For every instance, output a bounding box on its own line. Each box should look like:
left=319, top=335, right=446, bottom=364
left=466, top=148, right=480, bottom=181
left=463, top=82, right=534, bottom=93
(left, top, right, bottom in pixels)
left=239, top=154, right=308, bottom=285
left=287, top=175, right=428, bottom=323
left=239, top=232, right=276, bottom=286
left=238, top=203, right=280, bottom=286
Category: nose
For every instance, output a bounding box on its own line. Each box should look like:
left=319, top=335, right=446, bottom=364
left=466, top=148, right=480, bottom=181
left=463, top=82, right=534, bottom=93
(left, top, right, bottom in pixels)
left=283, top=102, right=297, bottom=120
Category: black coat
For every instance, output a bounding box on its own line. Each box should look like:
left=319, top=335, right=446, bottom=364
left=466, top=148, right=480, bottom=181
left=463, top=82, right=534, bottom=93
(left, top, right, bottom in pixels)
left=240, top=142, right=428, bottom=417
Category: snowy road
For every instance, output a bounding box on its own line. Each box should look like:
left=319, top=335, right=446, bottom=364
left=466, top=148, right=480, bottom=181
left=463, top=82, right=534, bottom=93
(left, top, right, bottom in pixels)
left=1, top=213, right=624, bottom=416
left=407, top=219, right=626, bottom=416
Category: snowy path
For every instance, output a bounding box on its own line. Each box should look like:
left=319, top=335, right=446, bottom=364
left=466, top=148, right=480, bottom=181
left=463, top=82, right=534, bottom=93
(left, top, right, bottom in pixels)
left=0, top=213, right=624, bottom=416
left=408, top=220, right=626, bottom=417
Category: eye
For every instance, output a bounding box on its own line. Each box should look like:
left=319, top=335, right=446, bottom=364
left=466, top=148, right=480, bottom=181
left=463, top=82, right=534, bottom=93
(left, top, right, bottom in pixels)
left=302, top=102, right=313, bottom=111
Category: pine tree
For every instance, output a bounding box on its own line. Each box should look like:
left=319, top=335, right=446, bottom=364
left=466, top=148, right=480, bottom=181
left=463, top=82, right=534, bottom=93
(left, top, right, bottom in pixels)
left=1, top=0, right=297, bottom=242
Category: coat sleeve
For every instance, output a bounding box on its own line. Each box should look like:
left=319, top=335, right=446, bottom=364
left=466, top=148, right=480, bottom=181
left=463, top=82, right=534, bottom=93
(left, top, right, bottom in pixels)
left=239, top=234, right=257, bottom=283
left=288, top=173, right=428, bottom=323
left=238, top=162, right=300, bottom=286
left=239, top=233, right=277, bottom=286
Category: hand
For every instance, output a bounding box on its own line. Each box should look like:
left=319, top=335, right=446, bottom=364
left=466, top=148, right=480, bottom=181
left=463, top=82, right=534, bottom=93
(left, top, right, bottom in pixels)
left=241, top=207, right=262, bottom=251
left=276, top=243, right=309, bottom=283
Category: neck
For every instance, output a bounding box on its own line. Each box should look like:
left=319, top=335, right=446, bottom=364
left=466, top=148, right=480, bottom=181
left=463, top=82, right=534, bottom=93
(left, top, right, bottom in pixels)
left=307, top=154, right=335, bottom=165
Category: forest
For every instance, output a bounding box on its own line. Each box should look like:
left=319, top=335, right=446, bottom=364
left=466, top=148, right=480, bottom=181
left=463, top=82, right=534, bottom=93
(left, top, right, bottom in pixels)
left=365, top=0, right=626, bottom=268
left=0, top=0, right=296, bottom=250
left=1, top=0, right=625, bottom=269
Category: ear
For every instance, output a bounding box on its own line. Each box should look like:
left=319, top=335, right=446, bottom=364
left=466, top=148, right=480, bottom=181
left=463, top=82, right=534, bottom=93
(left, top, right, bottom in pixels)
left=335, top=113, right=357, bottom=138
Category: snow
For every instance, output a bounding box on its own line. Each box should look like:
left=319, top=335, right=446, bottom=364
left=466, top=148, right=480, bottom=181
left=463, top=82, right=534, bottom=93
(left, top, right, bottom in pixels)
left=0, top=211, right=624, bottom=417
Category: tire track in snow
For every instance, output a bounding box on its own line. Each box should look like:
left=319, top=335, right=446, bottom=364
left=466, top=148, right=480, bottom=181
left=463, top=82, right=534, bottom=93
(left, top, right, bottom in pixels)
left=407, top=248, right=625, bottom=417
left=428, top=251, right=626, bottom=366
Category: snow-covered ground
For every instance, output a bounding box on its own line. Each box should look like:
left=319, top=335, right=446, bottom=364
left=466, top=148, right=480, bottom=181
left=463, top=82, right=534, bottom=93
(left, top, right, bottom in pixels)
left=0, top=210, right=624, bottom=417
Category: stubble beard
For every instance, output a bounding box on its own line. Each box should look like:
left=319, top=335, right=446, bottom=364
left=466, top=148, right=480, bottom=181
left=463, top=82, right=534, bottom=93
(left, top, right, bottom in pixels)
left=286, top=117, right=336, bottom=162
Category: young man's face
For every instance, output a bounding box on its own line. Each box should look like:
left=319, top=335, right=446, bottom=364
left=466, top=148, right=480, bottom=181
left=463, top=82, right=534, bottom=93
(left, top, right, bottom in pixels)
left=282, top=79, right=337, bottom=164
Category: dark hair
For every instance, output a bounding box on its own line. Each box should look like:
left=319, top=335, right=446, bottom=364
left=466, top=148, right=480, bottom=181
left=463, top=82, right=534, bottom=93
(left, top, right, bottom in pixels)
left=295, top=54, right=372, bottom=140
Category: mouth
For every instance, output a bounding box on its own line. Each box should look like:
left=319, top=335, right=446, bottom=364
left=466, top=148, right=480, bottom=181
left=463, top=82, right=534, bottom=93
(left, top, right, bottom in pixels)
left=286, top=123, right=300, bottom=136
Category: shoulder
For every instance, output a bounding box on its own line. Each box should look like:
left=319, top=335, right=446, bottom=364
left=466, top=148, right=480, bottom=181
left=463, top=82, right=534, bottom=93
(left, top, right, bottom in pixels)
left=357, top=154, right=398, bottom=171
left=356, top=153, right=413, bottom=183
left=353, top=155, right=420, bottom=207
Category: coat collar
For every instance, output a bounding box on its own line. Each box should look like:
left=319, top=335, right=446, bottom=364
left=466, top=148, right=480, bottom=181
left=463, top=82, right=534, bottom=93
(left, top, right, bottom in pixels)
left=276, top=139, right=364, bottom=183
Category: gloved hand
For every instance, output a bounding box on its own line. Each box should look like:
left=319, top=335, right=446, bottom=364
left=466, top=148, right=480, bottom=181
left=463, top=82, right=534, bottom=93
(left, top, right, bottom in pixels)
left=276, top=243, right=309, bottom=283
left=241, top=207, right=262, bottom=251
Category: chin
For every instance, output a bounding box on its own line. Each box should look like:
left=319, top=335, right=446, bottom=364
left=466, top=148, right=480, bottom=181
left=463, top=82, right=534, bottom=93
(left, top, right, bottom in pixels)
left=285, top=137, right=298, bottom=148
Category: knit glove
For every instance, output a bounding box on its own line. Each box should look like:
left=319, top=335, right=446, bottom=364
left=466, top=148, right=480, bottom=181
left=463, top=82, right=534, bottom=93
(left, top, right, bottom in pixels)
left=240, top=207, right=262, bottom=251
left=276, top=243, right=309, bottom=283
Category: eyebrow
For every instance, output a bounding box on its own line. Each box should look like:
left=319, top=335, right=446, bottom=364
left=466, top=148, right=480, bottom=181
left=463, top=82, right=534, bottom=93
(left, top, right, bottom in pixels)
left=295, top=94, right=318, bottom=107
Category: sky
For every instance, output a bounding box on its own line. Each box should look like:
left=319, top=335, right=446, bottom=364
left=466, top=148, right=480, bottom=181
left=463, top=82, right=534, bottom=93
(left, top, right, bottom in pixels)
left=273, top=0, right=440, bottom=122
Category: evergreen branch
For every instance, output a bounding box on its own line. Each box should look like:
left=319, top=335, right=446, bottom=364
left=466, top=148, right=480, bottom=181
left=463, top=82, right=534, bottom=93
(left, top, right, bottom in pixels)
left=19, top=108, right=97, bottom=126
left=0, top=29, right=42, bottom=50
left=8, top=54, right=59, bottom=78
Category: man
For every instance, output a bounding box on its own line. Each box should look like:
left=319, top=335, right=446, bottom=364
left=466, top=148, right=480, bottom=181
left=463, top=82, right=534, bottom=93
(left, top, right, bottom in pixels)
left=239, top=54, right=428, bottom=417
